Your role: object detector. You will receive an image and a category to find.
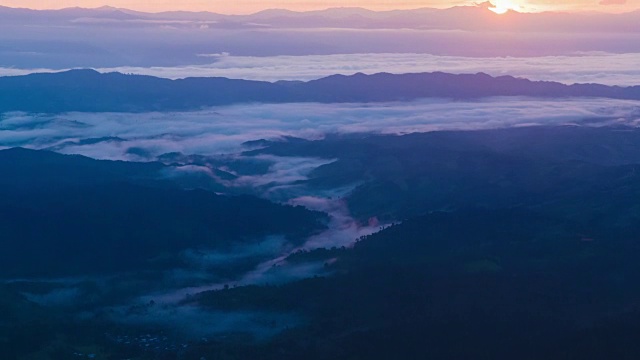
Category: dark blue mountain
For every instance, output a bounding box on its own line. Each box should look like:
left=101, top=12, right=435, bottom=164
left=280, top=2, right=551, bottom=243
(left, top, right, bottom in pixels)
left=1, top=69, right=638, bottom=113
left=0, top=148, right=327, bottom=277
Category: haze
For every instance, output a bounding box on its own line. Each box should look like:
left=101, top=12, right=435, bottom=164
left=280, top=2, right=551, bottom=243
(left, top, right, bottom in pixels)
left=2, top=0, right=640, bottom=359
left=0, top=0, right=638, bottom=13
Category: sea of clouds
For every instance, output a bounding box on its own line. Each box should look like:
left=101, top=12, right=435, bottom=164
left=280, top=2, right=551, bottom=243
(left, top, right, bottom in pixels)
left=2, top=52, right=640, bottom=86
left=101, top=52, right=640, bottom=86
left=2, top=97, right=639, bottom=161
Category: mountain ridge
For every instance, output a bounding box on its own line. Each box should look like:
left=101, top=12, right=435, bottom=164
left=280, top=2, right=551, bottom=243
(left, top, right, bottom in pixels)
left=0, top=69, right=638, bottom=113
left=1, top=4, right=639, bottom=17
left=0, top=4, right=639, bottom=32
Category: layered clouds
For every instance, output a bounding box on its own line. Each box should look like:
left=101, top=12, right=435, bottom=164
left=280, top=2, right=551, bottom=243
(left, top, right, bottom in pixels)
left=104, top=52, right=640, bottom=86
left=4, top=1, right=640, bottom=345
left=2, top=52, right=638, bottom=86
left=0, top=0, right=637, bottom=13
left=4, top=85, right=640, bottom=343
left=2, top=97, right=639, bottom=161
left=3, top=11, right=640, bottom=69
left=7, top=96, right=637, bottom=276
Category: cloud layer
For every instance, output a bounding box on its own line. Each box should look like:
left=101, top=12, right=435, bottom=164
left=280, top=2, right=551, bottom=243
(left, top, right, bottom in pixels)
left=5, top=97, right=639, bottom=340
left=0, top=1, right=636, bottom=15
left=3, top=52, right=640, bottom=86
left=126, top=52, right=640, bottom=86
left=2, top=97, right=639, bottom=162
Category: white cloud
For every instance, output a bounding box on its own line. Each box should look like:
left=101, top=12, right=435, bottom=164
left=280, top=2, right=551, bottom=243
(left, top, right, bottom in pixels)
left=3, top=52, right=640, bottom=86
left=2, top=97, right=640, bottom=161
left=6, top=96, right=640, bottom=319
left=84, top=52, right=640, bottom=86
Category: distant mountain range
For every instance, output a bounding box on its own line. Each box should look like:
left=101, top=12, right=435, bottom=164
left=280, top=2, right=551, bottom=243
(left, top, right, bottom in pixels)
left=0, top=69, right=638, bottom=113
left=0, top=4, right=638, bottom=32
left=2, top=4, right=638, bottom=68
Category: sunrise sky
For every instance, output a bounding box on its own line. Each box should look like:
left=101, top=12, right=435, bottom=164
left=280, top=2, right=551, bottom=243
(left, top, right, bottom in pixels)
left=0, top=0, right=637, bottom=14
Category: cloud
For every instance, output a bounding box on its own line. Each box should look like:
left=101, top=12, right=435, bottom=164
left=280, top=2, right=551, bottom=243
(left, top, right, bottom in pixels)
left=197, top=52, right=230, bottom=58
left=3, top=97, right=639, bottom=303
left=144, top=195, right=381, bottom=305
left=179, top=235, right=290, bottom=269
left=287, top=196, right=381, bottom=249
left=3, top=19, right=640, bottom=69
left=2, top=97, right=640, bottom=162
left=4, top=96, right=639, bottom=339
left=600, top=0, right=626, bottom=5
left=4, top=52, right=640, bottom=87
left=229, top=155, right=336, bottom=195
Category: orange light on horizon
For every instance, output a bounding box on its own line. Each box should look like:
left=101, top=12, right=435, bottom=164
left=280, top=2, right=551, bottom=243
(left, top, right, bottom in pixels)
left=488, top=0, right=522, bottom=14
left=0, top=0, right=636, bottom=15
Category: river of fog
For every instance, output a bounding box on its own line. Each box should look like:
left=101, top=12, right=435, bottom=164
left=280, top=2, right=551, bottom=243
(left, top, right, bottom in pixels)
left=3, top=97, right=640, bottom=338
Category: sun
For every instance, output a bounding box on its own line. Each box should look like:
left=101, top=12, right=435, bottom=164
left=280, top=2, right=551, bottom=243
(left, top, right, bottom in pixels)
left=488, top=0, right=522, bottom=14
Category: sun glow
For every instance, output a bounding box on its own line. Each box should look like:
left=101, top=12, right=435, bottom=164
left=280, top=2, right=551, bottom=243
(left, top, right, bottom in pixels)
left=489, top=0, right=522, bottom=14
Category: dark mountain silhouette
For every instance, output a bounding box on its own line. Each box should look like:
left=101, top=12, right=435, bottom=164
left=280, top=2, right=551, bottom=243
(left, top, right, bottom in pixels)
left=192, top=208, right=640, bottom=360
left=249, top=126, right=640, bottom=222
left=0, top=148, right=327, bottom=277
left=1, top=70, right=638, bottom=113
left=185, top=125, right=640, bottom=360
left=0, top=5, right=147, bottom=23
left=0, top=146, right=164, bottom=189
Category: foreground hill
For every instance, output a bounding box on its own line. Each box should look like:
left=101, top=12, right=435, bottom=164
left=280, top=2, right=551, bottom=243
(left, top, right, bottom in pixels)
left=4, top=125, right=640, bottom=359
left=249, top=126, right=640, bottom=222
left=179, top=124, right=640, bottom=359
left=1, top=70, right=639, bottom=113
left=0, top=148, right=327, bottom=277
left=192, top=208, right=640, bottom=359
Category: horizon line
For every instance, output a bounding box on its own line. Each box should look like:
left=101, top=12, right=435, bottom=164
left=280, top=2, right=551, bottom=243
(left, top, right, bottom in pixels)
left=4, top=67, right=639, bottom=89
left=0, top=3, right=638, bottom=16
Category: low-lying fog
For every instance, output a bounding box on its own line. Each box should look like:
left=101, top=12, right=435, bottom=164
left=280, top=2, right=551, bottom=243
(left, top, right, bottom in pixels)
left=3, top=97, right=640, bottom=340
left=2, top=97, right=639, bottom=160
